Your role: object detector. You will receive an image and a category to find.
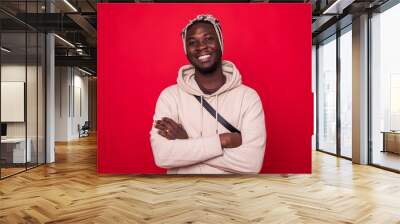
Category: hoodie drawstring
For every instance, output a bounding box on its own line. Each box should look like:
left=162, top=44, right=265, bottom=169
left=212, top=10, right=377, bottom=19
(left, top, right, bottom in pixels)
left=200, top=96, right=203, bottom=137
left=215, top=94, right=219, bottom=134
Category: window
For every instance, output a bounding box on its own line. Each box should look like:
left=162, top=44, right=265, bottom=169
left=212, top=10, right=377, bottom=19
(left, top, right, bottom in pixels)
left=339, top=28, right=352, bottom=158
left=317, top=36, right=337, bottom=154
left=371, top=2, right=400, bottom=171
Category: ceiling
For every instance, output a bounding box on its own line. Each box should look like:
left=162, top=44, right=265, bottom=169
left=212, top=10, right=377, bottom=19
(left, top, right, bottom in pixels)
left=0, top=0, right=97, bottom=74
left=0, top=0, right=394, bottom=74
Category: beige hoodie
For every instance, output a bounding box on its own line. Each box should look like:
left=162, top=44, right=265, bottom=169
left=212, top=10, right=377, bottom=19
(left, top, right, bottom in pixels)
left=150, top=61, right=266, bottom=174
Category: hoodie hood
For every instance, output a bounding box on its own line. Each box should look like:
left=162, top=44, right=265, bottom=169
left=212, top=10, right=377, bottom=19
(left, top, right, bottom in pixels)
left=177, top=60, right=242, bottom=97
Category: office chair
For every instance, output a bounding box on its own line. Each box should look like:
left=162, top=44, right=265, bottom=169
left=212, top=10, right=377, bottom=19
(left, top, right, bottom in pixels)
left=79, top=121, right=90, bottom=138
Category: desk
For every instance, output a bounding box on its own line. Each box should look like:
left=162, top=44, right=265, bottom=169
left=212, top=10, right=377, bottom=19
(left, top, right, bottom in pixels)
left=382, top=131, right=400, bottom=154
left=1, top=138, right=31, bottom=163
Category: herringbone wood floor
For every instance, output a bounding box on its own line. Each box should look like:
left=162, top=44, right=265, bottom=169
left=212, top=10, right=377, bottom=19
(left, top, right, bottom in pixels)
left=1, top=134, right=400, bottom=224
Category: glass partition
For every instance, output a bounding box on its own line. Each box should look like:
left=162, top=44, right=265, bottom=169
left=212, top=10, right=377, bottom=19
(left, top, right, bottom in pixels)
left=38, top=32, right=45, bottom=165
left=27, top=31, right=38, bottom=169
left=0, top=1, right=46, bottom=179
left=1, top=30, right=28, bottom=177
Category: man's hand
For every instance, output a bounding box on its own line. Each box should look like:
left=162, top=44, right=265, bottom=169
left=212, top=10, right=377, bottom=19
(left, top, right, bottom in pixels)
left=219, top=133, right=242, bottom=148
left=154, top=117, right=189, bottom=140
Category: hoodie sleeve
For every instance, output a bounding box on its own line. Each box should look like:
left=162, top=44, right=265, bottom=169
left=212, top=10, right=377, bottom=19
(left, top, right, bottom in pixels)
left=150, top=87, right=223, bottom=169
left=203, top=89, right=266, bottom=174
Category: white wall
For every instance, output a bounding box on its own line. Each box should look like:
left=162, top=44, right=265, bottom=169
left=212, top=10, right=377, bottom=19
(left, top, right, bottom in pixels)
left=55, top=66, right=89, bottom=141
left=73, top=73, right=89, bottom=137
left=55, top=66, right=70, bottom=141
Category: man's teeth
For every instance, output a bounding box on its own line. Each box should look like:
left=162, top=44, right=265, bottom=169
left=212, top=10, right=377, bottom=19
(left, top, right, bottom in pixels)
left=198, top=55, right=211, bottom=60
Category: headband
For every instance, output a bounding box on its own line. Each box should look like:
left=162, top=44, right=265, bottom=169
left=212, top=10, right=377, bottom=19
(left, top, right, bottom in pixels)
left=181, top=14, right=223, bottom=55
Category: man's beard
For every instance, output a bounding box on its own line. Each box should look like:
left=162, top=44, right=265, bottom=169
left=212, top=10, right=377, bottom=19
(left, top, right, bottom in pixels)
left=195, top=60, right=221, bottom=75
left=191, top=50, right=222, bottom=75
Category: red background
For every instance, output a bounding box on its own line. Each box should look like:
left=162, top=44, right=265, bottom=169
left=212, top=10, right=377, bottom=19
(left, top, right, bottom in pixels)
left=97, top=3, right=312, bottom=174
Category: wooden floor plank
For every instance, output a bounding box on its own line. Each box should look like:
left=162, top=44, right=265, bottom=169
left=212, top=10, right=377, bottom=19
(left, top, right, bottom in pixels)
left=0, top=134, right=400, bottom=223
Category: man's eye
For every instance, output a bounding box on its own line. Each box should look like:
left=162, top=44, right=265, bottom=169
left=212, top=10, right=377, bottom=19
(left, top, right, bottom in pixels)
left=188, top=41, right=196, bottom=46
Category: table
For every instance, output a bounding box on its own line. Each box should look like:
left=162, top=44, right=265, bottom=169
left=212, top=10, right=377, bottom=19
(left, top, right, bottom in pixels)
left=382, top=131, right=400, bottom=154
left=1, top=138, right=32, bottom=164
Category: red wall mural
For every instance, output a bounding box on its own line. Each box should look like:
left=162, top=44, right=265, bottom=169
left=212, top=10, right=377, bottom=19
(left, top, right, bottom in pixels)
left=98, top=3, right=312, bottom=174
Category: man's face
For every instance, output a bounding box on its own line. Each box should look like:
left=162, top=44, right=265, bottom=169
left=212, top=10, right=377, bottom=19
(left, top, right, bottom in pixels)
left=185, top=22, right=222, bottom=74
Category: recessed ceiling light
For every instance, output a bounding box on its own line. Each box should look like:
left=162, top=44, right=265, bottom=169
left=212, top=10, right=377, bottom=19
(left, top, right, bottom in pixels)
left=63, top=0, right=78, bottom=12
left=54, top=34, right=75, bottom=48
left=78, top=67, right=93, bottom=76
left=323, top=0, right=354, bottom=15
left=1, top=47, right=11, bottom=53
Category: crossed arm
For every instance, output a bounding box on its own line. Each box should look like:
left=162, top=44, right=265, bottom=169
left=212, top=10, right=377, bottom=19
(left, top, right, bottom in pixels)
left=150, top=89, right=266, bottom=174
left=154, top=117, right=242, bottom=148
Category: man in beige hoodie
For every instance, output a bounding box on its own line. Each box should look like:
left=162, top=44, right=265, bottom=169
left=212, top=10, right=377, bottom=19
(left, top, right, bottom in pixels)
left=150, top=15, right=266, bottom=174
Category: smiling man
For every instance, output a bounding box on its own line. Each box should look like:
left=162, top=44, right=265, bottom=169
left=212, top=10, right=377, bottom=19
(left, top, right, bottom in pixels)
left=150, top=14, right=266, bottom=174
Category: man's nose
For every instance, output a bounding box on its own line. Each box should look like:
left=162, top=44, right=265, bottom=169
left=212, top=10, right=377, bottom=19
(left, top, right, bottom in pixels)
left=197, top=41, right=207, bottom=51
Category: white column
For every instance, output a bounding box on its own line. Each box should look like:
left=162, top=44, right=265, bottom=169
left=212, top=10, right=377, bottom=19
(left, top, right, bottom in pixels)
left=46, top=33, right=55, bottom=163
left=46, top=0, right=55, bottom=163
left=55, top=67, right=74, bottom=141
left=352, top=14, right=369, bottom=164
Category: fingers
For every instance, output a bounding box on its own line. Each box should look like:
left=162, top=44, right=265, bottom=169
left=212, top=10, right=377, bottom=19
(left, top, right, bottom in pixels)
left=154, top=118, right=184, bottom=140
left=154, top=119, right=174, bottom=131
left=234, top=133, right=242, bottom=145
left=231, top=133, right=242, bottom=148
left=219, top=133, right=242, bottom=148
left=162, top=118, right=189, bottom=139
left=154, top=119, right=176, bottom=139
left=154, top=120, right=167, bottom=130
left=158, top=130, right=174, bottom=140
left=162, top=117, right=179, bottom=130
left=161, top=119, right=175, bottom=135
left=161, top=117, right=180, bottom=137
